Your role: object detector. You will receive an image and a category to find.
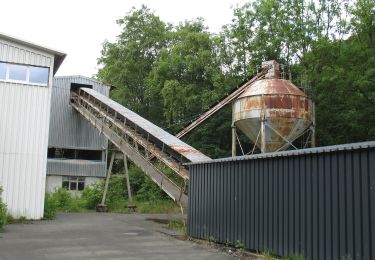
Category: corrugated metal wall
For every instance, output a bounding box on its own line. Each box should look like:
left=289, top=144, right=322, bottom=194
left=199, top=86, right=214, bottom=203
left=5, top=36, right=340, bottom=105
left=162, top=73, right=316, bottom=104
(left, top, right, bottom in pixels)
left=47, top=159, right=106, bottom=177
left=188, top=142, right=375, bottom=260
left=47, top=76, right=109, bottom=178
left=49, top=76, right=109, bottom=149
left=0, top=37, right=54, bottom=219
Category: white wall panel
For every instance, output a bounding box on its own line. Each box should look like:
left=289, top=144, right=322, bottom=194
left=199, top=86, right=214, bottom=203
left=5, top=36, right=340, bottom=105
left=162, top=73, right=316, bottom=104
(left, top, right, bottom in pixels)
left=0, top=38, right=53, bottom=68
left=0, top=38, right=54, bottom=219
left=45, top=176, right=62, bottom=193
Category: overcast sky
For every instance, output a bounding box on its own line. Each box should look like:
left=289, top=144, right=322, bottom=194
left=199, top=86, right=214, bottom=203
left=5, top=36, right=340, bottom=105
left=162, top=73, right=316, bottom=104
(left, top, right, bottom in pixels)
left=1, top=0, right=248, bottom=77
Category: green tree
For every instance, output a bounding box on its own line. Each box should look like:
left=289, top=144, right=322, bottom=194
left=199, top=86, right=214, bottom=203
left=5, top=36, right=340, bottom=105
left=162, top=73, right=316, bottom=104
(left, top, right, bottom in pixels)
left=146, top=19, right=227, bottom=131
left=97, top=5, right=170, bottom=120
left=298, top=0, right=375, bottom=145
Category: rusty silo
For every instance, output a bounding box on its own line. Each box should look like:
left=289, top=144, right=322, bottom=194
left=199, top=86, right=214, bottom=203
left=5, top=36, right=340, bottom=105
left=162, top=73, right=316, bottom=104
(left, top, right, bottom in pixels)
left=232, top=60, right=315, bottom=153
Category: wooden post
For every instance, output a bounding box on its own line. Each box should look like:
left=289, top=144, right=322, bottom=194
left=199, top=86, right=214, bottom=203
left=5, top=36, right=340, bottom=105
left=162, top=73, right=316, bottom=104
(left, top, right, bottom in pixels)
left=96, top=152, right=115, bottom=212
left=124, top=154, right=134, bottom=207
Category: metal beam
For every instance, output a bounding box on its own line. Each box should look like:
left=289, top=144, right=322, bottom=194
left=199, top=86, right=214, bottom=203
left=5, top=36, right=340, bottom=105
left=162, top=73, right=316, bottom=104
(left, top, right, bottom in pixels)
left=176, top=67, right=269, bottom=139
left=78, top=94, right=189, bottom=180
left=71, top=100, right=188, bottom=208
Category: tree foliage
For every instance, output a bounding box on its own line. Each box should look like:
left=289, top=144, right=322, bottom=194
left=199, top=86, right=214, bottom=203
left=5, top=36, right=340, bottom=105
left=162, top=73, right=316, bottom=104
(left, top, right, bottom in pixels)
left=98, top=0, right=375, bottom=157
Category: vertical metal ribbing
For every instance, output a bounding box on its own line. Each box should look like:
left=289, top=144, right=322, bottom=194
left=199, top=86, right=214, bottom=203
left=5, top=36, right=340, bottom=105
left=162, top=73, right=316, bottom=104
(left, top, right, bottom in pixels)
left=187, top=145, right=375, bottom=260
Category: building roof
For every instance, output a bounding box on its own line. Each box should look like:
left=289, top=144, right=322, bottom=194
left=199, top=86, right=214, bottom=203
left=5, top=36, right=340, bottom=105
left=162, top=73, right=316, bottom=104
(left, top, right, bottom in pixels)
left=0, top=32, right=66, bottom=75
left=55, top=75, right=112, bottom=89
left=185, top=141, right=375, bottom=165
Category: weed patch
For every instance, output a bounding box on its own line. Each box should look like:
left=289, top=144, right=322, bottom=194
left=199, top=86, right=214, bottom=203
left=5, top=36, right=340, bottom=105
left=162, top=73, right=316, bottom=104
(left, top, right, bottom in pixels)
left=0, top=187, right=7, bottom=230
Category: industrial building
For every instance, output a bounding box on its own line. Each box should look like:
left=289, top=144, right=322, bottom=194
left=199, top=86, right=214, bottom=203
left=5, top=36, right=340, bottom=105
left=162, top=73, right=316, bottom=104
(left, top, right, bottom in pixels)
left=0, top=31, right=374, bottom=260
left=0, top=33, right=111, bottom=218
left=46, top=76, right=110, bottom=194
left=0, top=33, right=66, bottom=219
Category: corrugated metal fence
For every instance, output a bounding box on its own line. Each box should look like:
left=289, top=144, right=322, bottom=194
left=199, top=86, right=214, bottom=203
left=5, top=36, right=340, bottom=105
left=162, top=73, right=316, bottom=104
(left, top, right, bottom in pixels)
left=188, top=142, right=375, bottom=260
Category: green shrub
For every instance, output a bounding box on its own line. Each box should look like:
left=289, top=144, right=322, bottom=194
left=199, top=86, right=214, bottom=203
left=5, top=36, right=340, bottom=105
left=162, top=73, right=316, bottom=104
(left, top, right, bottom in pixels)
left=136, top=177, right=168, bottom=201
left=82, top=175, right=128, bottom=209
left=43, top=192, right=57, bottom=220
left=82, top=182, right=103, bottom=209
left=6, top=214, right=14, bottom=224
left=0, top=187, right=7, bottom=230
left=107, top=175, right=127, bottom=202
left=53, top=188, right=72, bottom=208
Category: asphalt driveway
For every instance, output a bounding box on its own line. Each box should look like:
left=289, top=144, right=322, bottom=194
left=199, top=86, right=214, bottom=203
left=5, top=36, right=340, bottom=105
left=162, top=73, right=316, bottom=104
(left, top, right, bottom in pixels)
left=0, top=213, right=235, bottom=260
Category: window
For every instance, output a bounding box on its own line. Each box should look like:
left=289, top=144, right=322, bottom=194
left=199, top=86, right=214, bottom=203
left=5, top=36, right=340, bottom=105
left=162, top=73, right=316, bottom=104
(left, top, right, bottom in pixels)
left=0, top=63, right=6, bottom=80
left=29, top=66, right=49, bottom=84
left=48, top=148, right=103, bottom=161
left=9, top=64, right=27, bottom=81
left=62, top=177, right=85, bottom=191
left=0, top=62, right=49, bottom=86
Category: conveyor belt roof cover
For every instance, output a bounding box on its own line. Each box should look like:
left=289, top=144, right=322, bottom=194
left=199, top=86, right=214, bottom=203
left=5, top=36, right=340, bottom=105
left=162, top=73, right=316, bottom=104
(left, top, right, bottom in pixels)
left=81, top=88, right=211, bottom=163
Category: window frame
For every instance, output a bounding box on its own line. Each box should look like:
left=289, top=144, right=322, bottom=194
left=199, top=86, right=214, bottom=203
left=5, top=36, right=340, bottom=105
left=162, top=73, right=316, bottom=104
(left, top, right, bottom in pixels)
left=62, top=176, right=85, bottom=191
left=0, top=61, right=50, bottom=87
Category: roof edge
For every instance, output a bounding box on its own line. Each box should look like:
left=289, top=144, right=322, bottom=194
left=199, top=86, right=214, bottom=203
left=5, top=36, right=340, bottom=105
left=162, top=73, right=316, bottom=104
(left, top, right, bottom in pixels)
left=54, top=75, right=112, bottom=88
left=185, top=141, right=375, bottom=166
left=0, top=32, right=66, bottom=75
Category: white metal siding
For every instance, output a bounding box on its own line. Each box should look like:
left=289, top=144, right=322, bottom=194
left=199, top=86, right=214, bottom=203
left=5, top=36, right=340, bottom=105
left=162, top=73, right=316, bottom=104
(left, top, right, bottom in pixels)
left=0, top=39, right=53, bottom=68
left=0, top=37, right=54, bottom=219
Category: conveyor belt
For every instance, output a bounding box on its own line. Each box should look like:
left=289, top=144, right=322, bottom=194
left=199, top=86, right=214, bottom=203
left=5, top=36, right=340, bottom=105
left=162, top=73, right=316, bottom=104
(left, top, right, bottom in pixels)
left=70, top=88, right=210, bottom=209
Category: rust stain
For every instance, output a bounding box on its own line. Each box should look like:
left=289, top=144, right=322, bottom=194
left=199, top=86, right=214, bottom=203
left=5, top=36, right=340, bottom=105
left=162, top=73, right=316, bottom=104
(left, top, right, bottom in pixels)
left=170, top=145, right=202, bottom=155
left=233, top=75, right=313, bottom=152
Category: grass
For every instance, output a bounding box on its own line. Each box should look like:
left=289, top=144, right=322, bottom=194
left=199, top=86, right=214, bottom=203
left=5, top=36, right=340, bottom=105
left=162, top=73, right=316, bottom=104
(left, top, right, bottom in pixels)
left=166, top=219, right=185, bottom=229
left=43, top=187, right=181, bottom=223
left=6, top=215, right=31, bottom=224
left=108, top=199, right=181, bottom=214
left=59, top=199, right=93, bottom=213
left=165, top=219, right=187, bottom=237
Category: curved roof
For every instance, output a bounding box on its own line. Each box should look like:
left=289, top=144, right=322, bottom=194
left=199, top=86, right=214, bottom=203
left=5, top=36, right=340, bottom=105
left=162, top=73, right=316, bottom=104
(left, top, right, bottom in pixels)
left=239, top=79, right=307, bottom=98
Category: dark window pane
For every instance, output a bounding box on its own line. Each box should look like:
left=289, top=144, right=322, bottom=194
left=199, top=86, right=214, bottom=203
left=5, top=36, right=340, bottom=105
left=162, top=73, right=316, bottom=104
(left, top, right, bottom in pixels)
left=29, top=66, right=49, bottom=84
left=62, top=181, right=69, bottom=189
left=78, top=182, right=85, bottom=191
left=8, top=64, right=26, bottom=81
left=70, top=177, right=77, bottom=181
left=70, top=182, right=77, bottom=190
left=0, top=63, right=6, bottom=80
left=77, top=149, right=102, bottom=160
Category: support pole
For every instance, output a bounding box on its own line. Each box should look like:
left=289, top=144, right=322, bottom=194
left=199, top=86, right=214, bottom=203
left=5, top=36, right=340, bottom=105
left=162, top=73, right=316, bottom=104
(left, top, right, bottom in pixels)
left=96, top=152, right=115, bottom=212
left=260, top=96, right=267, bottom=153
left=311, top=102, right=316, bottom=148
left=260, top=120, right=266, bottom=153
left=231, top=124, right=237, bottom=157
left=124, top=154, right=135, bottom=209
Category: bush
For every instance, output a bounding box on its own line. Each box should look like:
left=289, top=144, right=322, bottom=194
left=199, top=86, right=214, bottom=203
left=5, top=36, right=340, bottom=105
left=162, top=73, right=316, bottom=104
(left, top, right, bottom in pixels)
left=135, top=177, right=169, bottom=201
left=82, top=176, right=129, bottom=209
left=127, top=166, right=169, bottom=201
left=107, top=175, right=127, bottom=202
left=0, top=187, right=7, bottom=230
left=53, top=188, right=72, bottom=209
left=82, top=182, right=103, bottom=209
left=43, top=192, right=57, bottom=220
